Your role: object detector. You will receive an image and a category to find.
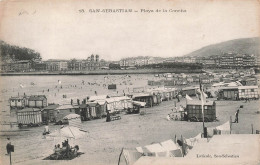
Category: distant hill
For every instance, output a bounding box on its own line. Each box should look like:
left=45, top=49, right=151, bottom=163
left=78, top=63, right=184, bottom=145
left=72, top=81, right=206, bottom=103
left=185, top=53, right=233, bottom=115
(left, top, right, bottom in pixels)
left=0, top=40, right=41, bottom=61
left=185, top=37, right=260, bottom=57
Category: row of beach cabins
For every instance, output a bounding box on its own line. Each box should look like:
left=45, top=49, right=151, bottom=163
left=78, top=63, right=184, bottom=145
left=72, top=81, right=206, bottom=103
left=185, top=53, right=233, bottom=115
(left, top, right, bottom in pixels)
left=9, top=88, right=177, bottom=127
left=9, top=71, right=259, bottom=127
left=152, top=71, right=257, bottom=86
left=10, top=85, right=259, bottom=128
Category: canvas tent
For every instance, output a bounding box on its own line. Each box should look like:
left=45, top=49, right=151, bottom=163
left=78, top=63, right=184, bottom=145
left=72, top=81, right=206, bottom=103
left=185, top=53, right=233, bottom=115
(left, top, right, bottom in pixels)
left=133, top=134, right=260, bottom=165
left=47, top=126, right=85, bottom=139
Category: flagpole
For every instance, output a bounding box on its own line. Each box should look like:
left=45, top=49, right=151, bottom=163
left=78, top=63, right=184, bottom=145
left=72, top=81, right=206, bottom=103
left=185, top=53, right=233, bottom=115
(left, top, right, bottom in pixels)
left=202, top=101, right=205, bottom=137
left=199, top=78, right=205, bottom=138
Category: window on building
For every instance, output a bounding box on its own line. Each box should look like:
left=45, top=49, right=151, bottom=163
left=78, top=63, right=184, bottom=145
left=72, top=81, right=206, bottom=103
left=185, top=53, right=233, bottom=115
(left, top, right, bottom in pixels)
left=251, top=89, right=254, bottom=92
left=204, top=106, right=208, bottom=109
left=241, top=89, right=245, bottom=92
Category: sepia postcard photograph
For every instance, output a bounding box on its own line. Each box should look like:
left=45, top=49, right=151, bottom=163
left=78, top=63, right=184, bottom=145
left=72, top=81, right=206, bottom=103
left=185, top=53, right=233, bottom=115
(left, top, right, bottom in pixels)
left=0, top=0, right=259, bottom=164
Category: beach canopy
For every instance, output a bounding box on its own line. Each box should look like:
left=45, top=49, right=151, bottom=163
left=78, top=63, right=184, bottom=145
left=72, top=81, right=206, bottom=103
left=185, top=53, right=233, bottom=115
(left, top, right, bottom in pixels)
left=88, top=95, right=109, bottom=102
left=47, top=126, right=85, bottom=139
left=133, top=101, right=146, bottom=107
left=136, top=139, right=182, bottom=157
left=63, top=114, right=81, bottom=120
left=134, top=134, right=260, bottom=165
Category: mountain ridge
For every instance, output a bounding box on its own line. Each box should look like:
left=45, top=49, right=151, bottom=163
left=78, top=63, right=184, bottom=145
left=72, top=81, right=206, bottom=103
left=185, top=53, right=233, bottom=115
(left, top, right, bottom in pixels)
left=184, top=37, right=260, bottom=57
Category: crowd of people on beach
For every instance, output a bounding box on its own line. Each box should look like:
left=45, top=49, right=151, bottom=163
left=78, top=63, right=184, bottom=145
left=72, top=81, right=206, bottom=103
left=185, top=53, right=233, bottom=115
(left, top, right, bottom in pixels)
left=51, top=139, right=79, bottom=160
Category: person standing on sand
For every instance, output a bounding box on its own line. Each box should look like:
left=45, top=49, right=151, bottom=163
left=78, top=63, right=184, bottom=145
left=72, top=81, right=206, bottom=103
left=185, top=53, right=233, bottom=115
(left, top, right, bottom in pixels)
left=176, top=94, right=180, bottom=102
left=6, top=138, right=11, bottom=155
left=234, top=109, right=239, bottom=123
left=166, top=114, right=171, bottom=121
left=106, top=110, right=111, bottom=122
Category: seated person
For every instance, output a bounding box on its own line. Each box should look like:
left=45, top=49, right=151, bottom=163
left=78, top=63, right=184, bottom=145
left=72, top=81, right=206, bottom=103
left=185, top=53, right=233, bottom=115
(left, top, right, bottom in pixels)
left=53, top=145, right=57, bottom=152
left=175, top=115, right=178, bottom=120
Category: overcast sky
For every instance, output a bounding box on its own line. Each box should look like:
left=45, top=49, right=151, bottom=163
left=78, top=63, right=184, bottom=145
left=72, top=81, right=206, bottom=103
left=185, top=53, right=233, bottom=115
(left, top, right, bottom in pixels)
left=0, top=0, right=259, bottom=61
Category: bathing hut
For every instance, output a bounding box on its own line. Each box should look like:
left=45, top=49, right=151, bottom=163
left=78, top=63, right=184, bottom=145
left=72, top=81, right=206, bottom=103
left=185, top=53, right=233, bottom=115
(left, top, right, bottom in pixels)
left=238, top=86, right=259, bottom=100
left=186, top=100, right=216, bottom=122
left=28, top=95, right=47, bottom=108
left=131, top=93, right=154, bottom=107
left=217, top=87, right=239, bottom=100
left=88, top=95, right=109, bottom=102
left=54, top=104, right=77, bottom=124
left=17, top=108, right=42, bottom=127
left=181, top=87, right=199, bottom=97
left=41, top=104, right=59, bottom=123
left=79, top=102, right=103, bottom=120
left=9, top=96, right=27, bottom=110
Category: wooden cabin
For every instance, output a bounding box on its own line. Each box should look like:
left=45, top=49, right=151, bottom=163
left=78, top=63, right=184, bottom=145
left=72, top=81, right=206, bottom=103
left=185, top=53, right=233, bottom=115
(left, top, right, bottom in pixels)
left=95, top=100, right=107, bottom=116
left=163, top=80, right=175, bottom=87
left=238, top=86, right=259, bottom=100
left=108, top=84, right=117, bottom=89
left=131, top=93, right=154, bottom=107
left=148, top=80, right=163, bottom=86
left=54, top=104, right=77, bottom=124
left=9, top=96, right=27, bottom=110
left=79, top=102, right=103, bottom=120
left=181, top=87, right=199, bottom=97
left=240, top=77, right=257, bottom=86
left=17, top=108, right=42, bottom=127
left=88, top=102, right=102, bottom=118
left=162, top=89, right=176, bottom=101
left=217, top=87, right=239, bottom=100
left=88, top=95, right=109, bottom=102
left=41, top=104, right=59, bottom=123
left=186, top=100, right=216, bottom=122
left=28, top=95, right=47, bottom=108
left=105, top=97, right=126, bottom=113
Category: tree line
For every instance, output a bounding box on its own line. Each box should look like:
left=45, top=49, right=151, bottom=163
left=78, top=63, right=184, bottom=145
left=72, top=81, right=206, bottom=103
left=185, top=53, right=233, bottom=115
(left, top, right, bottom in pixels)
left=0, top=40, right=41, bottom=61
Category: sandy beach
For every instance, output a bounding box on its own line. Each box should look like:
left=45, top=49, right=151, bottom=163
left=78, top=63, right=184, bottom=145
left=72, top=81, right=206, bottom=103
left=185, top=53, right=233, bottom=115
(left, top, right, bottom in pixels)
left=0, top=74, right=259, bottom=165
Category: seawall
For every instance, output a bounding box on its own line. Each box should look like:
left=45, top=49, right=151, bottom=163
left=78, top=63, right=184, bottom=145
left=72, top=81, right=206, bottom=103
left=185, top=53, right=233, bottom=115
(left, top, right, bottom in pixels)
left=0, top=68, right=203, bottom=76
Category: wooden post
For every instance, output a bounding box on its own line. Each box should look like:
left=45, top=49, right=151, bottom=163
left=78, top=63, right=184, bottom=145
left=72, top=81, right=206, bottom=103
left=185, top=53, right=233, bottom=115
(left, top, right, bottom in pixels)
left=10, top=149, right=12, bottom=165
left=251, top=124, right=254, bottom=134
left=118, top=147, right=124, bottom=165
left=230, top=116, right=232, bottom=134
left=181, top=135, right=184, bottom=157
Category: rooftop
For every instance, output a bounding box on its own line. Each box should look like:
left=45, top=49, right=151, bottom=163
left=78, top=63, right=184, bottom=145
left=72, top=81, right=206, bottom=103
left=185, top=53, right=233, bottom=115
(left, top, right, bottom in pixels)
left=28, top=95, right=47, bottom=101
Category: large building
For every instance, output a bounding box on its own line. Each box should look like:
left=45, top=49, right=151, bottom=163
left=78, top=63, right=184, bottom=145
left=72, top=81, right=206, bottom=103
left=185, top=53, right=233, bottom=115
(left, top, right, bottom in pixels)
left=194, top=52, right=257, bottom=68
left=120, top=56, right=164, bottom=67
left=1, top=59, right=32, bottom=72
left=219, top=53, right=256, bottom=68
left=44, top=59, right=68, bottom=71
left=68, top=54, right=101, bottom=71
